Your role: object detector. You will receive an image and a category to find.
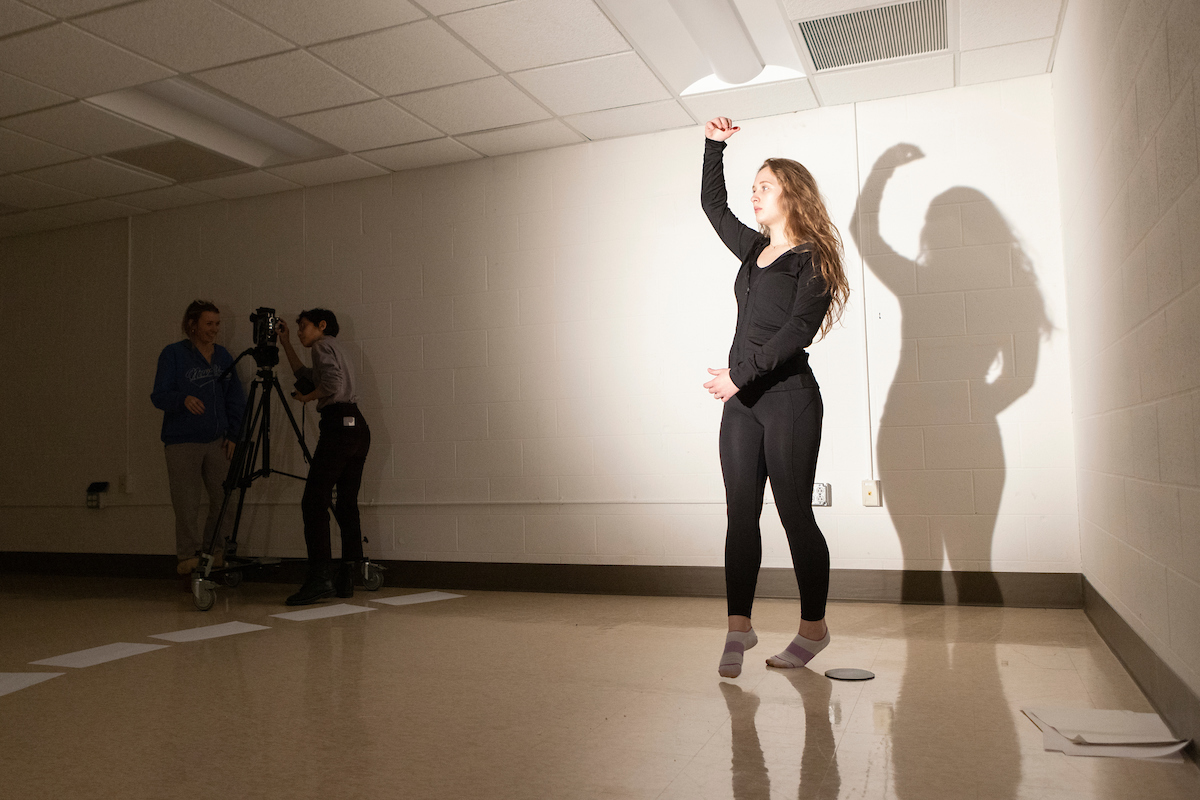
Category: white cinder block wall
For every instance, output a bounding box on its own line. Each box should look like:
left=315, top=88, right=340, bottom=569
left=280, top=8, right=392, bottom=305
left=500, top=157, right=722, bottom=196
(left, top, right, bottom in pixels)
left=0, top=76, right=1077, bottom=581
left=1053, top=0, right=1200, bottom=696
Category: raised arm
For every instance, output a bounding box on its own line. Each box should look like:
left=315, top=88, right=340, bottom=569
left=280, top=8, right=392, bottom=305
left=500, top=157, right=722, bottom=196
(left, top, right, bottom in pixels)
left=701, top=117, right=764, bottom=262
left=850, top=143, right=923, bottom=293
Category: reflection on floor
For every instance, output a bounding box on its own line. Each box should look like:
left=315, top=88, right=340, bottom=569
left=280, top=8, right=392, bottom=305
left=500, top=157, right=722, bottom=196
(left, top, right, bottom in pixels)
left=1, top=575, right=1197, bottom=799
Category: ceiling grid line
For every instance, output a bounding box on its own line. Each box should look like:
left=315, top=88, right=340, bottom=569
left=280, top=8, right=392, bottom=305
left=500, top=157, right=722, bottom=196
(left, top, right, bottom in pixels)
left=0, top=0, right=1070, bottom=238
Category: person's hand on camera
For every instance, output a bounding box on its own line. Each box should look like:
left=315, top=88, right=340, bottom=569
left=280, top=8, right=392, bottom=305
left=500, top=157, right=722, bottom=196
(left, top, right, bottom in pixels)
left=275, top=319, right=291, bottom=342
left=291, top=389, right=317, bottom=404
left=705, top=117, right=740, bottom=141
left=184, top=395, right=205, bottom=415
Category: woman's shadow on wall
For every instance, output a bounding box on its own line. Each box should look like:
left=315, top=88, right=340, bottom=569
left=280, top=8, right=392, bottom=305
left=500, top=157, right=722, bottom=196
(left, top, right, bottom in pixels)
left=845, top=143, right=1052, bottom=800
left=851, top=143, right=1053, bottom=606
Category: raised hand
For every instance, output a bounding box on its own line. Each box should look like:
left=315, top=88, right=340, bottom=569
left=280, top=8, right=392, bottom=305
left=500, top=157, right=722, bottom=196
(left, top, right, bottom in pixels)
left=705, top=117, right=740, bottom=142
left=874, top=142, right=924, bottom=170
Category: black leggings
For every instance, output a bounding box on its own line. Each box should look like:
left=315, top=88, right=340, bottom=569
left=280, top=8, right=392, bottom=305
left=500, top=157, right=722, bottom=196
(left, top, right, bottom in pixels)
left=301, top=404, right=370, bottom=566
left=720, top=387, right=829, bottom=620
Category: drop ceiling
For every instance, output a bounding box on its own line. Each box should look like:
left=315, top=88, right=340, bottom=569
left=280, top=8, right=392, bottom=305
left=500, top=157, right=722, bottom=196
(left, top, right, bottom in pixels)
left=0, top=0, right=1066, bottom=238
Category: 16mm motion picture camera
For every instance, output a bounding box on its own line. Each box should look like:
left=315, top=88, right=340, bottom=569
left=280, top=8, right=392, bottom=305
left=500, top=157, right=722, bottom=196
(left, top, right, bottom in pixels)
left=250, top=307, right=278, bottom=346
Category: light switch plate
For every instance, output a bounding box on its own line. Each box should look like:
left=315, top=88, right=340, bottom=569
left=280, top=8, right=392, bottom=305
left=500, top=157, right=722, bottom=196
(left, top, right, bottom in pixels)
left=862, top=480, right=881, bottom=506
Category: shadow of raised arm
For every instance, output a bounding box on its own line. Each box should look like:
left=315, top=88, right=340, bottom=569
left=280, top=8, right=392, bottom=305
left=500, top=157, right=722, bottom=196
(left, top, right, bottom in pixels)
left=850, top=144, right=924, bottom=295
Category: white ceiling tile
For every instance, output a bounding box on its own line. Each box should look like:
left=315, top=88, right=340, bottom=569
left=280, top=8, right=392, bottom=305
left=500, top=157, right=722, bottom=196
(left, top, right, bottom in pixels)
left=286, top=99, right=440, bottom=152
left=813, top=54, right=955, bottom=106
left=0, top=71, right=72, bottom=118
left=0, top=128, right=82, bottom=173
left=421, top=0, right=506, bottom=14
left=0, top=174, right=90, bottom=208
left=393, top=76, right=549, bottom=135
left=186, top=170, right=300, bottom=199
left=513, top=52, right=671, bottom=116
left=565, top=100, right=695, bottom=140
left=0, top=210, right=68, bottom=238
left=1, top=102, right=171, bottom=155
left=195, top=50, right=377, bottom=117
left=45, top=198, right=145, bottom=222
left=959, top=0, right=1063, bottom=50
left=219, top=0, right=426, bottom=46
left=20, top=0, right=128, bottom=16
left=22, top=158, right=170, bottom=197
left=311, top=19, right=494, bottom=96
left=456, top=119, right=583, bottom=156
left=75, top=0, right=293, bottom=73
left=358, top=138, right=481, bottom=170
left=781, top=0, right=872, bottom=19
left=0, top=1, right=53, bottom=36
left=0, top=24, right=173, bottom=98
left=442, top=0, right=629, bottom=72
left=115, top=184, right=219, bottom=210
left=682, top=79, right=819, bottom=122
left=960, top=38, right=1054, bottom=85
left=597, top=0, right=709, bottom=95
left=267, top=154, right=388, bottom=185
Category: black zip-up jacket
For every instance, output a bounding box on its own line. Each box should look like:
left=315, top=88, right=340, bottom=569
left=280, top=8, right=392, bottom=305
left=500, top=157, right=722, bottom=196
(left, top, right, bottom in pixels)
left=701, top=138, right=831, bottom=396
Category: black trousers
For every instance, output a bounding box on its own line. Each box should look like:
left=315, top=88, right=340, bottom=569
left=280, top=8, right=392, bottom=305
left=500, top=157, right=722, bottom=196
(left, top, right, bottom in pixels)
left=720, top=387, right=829, bottom=621
left=301, top=403, right=370, bottom=567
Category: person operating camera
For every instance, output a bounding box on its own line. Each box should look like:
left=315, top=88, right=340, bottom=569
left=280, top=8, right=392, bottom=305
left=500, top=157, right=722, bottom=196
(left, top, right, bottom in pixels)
left=276, top=309, right=371, bottom=606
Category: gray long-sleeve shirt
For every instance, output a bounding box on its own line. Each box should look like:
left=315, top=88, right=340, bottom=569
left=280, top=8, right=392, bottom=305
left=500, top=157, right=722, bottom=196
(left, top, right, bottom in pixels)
left=295, top=337, right=357, bottom=410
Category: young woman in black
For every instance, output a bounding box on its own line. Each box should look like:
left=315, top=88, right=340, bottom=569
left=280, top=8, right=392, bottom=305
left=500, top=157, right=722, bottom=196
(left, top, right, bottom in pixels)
left=700, top=117, right=849, bottom=678
left=277, top=309, right=371, bottom=606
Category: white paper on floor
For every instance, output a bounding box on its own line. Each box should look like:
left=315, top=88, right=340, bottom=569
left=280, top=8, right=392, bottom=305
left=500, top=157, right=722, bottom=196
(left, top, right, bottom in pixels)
left=150, top=621, right=271, bottom=642
left=0, top=673, right=64, bottom=697
left=370, top=591, right=464, bottom=606
left=271, top=604, right=375, bottom=622
left=1023, top=708, right=1189, bottom=760
left=29, top=643, right=169, bottom=669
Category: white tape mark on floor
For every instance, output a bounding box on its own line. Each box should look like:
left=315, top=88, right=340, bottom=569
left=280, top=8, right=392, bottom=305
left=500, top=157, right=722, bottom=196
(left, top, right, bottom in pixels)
left=150, top=621, right=271, bottom=642
left=370, top=591, right=465, bottom=607
left=29, top=643, right=169, bottom=668
left=0, top=673, right=64, bottom=698
left=270, top=604, right=375, bottom=622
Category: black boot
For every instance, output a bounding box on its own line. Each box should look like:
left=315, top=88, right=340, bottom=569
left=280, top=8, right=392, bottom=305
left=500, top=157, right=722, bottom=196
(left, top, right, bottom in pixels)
left=333, top=560, right=356, bottom=599
left=286, top=565, right=334, bottom=606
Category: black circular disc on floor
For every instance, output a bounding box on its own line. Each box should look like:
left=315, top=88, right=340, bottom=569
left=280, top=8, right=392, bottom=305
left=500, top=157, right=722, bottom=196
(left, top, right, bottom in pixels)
left=825, top=668, right=875, bottom=681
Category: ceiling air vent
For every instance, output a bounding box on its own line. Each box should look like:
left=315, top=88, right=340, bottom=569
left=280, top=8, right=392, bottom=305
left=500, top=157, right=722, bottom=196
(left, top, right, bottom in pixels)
left=798, top=0, right=947, bottom=71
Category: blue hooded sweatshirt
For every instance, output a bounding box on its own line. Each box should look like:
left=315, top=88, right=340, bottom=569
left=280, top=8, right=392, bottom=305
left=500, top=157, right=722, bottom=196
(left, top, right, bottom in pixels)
left=151, top=340, right=246, bottom=445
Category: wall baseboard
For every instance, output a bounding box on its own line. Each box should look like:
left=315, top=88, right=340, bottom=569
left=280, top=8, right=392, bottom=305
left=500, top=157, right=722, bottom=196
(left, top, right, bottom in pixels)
left=0, top=551, right=1082, bottom=608
left=1083, top=579, right=1199, bottom=760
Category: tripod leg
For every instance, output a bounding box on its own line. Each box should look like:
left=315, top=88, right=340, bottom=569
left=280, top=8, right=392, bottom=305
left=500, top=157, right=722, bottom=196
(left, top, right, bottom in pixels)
left=272, top=374, right=314, bottom=463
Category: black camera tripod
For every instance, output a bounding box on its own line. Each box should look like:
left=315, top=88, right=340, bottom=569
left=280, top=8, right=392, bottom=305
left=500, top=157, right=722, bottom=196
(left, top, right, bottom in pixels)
left=190, top=341, right=383, bottom=610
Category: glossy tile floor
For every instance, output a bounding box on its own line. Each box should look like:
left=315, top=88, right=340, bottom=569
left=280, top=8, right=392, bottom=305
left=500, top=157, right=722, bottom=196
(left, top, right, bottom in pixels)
left=1, top=575, right=1197, bottom=800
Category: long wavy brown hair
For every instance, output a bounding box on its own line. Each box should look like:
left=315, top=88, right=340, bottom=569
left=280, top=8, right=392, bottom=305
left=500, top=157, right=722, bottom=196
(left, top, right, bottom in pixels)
left=759, top=158, right=848, bottom=339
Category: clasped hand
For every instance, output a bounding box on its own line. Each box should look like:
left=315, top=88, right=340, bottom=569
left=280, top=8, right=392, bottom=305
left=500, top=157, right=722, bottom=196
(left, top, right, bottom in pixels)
left=704, top=368, right=739, bottom=402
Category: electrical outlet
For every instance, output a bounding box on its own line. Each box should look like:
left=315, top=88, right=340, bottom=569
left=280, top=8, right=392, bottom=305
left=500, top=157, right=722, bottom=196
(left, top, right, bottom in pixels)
left=862, top=480, right=881, bottom=507
left=812, top=483, right=831, bottom=506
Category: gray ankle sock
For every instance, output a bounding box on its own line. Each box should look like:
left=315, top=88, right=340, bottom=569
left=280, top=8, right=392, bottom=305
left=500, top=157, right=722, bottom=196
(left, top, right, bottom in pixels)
left=719, top=629, right=758, bottom=678
left=766, top=628, right=830, bottom=669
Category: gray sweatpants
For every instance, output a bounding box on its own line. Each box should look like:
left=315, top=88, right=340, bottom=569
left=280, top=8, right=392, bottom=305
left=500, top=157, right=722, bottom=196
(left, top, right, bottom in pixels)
left=164, top=439, right=231, bottom=560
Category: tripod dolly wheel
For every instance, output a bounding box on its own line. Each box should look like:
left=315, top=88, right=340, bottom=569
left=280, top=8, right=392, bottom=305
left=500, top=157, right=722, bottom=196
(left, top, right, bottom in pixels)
left=363, top=563, right=384, bottom=591
left=223, top=570, right=243, bottom=588
left=193, top=583, right=216, bottom=611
